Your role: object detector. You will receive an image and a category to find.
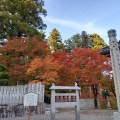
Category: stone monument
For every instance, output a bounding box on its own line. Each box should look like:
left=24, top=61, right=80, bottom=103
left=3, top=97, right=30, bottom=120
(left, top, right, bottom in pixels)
left=108, top=29, right=120, bottom=120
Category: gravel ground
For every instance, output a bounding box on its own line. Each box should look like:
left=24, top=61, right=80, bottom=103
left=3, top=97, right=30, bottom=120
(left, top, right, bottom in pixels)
left=0, top=109, right=117, bottom=120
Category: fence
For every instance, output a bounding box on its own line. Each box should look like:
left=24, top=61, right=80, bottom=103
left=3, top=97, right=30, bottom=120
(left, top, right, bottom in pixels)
left=0, top=83, right=44, bottom=104
left=0, top=83, right=45, bottom=118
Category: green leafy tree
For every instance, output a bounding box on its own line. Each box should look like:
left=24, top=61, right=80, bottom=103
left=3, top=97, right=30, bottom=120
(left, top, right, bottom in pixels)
left=64, top=32, right=107, bottom=51
left=90, top=33, right=107, bottom=50
left=64, top=31, right=92, bottom=52
left=48, top=28, right=64, bottom=52
left=0, top=0, right=47, bottom=41
left=81, top=31, right=92, bottom=48
left=64, top=33, right=82, bottom=52
left=0, top=64, right=9, bottom=86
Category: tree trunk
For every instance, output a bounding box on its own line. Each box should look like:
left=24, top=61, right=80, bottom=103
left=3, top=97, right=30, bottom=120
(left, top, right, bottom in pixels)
left=91, top=84, right=98, bottom=108
left=94, top=96, right=98, bottom=108
left=111, top=83, right=116, bottom=97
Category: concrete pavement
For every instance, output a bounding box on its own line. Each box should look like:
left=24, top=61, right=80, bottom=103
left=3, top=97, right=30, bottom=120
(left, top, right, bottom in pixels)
left=0, top=109, right=117, bottom=120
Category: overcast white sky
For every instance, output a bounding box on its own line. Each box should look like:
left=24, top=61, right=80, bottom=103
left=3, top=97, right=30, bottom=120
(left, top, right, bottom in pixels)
left=43, top=0, right=120, bottom=45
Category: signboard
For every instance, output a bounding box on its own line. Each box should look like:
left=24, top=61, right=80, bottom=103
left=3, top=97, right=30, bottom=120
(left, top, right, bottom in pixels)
left=24, top=93, right=38, bottom=106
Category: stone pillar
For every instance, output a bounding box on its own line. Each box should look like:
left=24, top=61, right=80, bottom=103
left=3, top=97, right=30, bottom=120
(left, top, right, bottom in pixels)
left=106, top=96, right=111, bottom=108
left=97, top=97, right=101, bottom=109
left=75, top=86, right=80, bottom=120
left=108, top=29, right=120, bottom=120
left=51, top=84, right=55, bottom=120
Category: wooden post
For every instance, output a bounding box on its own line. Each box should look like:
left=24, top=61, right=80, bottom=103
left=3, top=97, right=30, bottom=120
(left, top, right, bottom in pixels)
left=28, top=106, right=31, bottom=120
left=24, top=93, right=38, bottom=120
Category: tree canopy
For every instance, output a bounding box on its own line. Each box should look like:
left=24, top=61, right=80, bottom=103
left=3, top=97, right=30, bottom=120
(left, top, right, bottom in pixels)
left=48, top=28, right=64, bottom=52
left=69, top=48, right=110, bottom=107
left=27, top=55, right=62, bottom=85
left=64, top=33, right=82, bottom=52
left=64, top=32, right=107, bottom=52
left=0, top=37, right=49, bottom=85
left=0, top=0, right=47, bottom=40
left=90, top=33, right=107, bottom=50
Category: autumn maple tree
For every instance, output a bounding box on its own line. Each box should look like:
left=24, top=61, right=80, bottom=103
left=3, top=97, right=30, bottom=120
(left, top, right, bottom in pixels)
left=0, top=37, right=49, bottom=85
left=69, top=48, right=110, bottom=108
left=52, top=51, right=74, bottom=86
left=25, top=45, right=110, bottom=106
left=27, top=55, right=62, bottom=85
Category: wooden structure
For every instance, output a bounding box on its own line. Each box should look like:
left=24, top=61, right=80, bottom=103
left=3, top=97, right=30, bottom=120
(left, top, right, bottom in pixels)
left=100, top=41, right=120, bottom=57
left=50, top=83, right=80, bottom=120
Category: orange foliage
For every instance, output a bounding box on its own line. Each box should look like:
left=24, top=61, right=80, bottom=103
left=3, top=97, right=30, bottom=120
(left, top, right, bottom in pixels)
left=0, top=37, right=50, bottom=84
left=52, top=51, right=74, bottom=86
left=70, top=48, right=110, bottom=86
left=27, top=48, right=110, bottom=87
left=69, top=48, right=110, bottom=108
left=27, top=56, right=62, bottom=85
left=28, top=80, right=40, bottom=84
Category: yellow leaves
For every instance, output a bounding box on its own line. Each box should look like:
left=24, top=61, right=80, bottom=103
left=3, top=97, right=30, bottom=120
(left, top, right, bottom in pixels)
left=90, top=33, right=107, bottom=50
left=24, top=0, right=37, bottom=8
left=48, top=28, right=63, bottom=52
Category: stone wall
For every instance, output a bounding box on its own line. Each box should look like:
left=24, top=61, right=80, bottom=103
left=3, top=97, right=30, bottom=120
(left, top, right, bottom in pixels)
left=80, top=99, right=94, bottom=109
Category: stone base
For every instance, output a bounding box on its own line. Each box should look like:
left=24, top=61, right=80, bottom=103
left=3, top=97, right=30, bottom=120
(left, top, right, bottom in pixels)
left=113, top=112, right=120, bottom=120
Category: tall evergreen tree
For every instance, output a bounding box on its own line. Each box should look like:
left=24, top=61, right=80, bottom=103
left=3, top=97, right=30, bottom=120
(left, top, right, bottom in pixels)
left=0, top=64, right=9, bottom=86
left=81, top=31, right=92, bottom=48
left=64, top=32, right=92, bottom=52
left=64, top=33, right=82, bottom=52
left=48, top=28, right=64, bottom=52
left=0, top=0, right=47, bottom=41
left=64, top=31, right=106, bottom=52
